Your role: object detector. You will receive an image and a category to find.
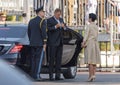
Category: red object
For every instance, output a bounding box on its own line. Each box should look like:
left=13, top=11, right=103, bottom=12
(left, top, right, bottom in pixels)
left=10, top=44, right=23, bottom=53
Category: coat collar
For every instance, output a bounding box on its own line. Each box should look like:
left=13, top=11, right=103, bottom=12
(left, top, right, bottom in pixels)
left=52, top=16, right=62, bottom=22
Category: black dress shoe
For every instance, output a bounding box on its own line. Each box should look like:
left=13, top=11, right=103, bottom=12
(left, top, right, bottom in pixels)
left=49, top=74, right=54, bottom=81
left=55, top=77, right=63, bottom=80
left=50, top=77, right=54, bottom=81
left=35, top=78, right=43, bottom=81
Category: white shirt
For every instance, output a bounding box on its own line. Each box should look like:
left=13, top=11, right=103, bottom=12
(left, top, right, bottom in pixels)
left=54, top=16, right=61, bottom=29
left=54, top=16, right=66, bottom=30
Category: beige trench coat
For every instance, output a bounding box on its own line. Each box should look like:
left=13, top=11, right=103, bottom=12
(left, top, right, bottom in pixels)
left=84, top=22, right=100, bottom=64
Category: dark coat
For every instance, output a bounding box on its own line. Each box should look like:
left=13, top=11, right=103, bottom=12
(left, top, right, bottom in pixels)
left=28, top=16, right=47, bottom=46
left=47, top=16, right=65, bottom=46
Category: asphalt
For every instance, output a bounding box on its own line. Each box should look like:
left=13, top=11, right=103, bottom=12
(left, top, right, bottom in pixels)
left=34, top=72, right=120, bottom=85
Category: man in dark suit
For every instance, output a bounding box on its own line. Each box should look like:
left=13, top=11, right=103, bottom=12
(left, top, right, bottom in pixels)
left=47, top=8, right=66, bottom=80
left=28, top=6, right=47, bottom=80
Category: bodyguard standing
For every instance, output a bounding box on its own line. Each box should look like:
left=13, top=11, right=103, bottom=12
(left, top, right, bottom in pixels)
left=47, top=8, right=66, bottom=80
left=28, top=6, right=47, bottom=80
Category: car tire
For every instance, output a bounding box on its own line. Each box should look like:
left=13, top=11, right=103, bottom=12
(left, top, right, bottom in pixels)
left=63, top=66, right=77, bottom=79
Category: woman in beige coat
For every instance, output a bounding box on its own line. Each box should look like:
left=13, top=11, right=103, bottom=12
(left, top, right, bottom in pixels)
left=82, top=13, right=100, bottom=82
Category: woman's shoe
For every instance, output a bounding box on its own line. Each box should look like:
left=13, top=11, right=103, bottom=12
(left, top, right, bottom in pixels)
left=87, top=76, right=95, bottom=82
left=92, top=75, right=96, bottom=81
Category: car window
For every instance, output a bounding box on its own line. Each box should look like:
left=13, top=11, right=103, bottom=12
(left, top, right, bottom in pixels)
left=63, top=30, right=77, bottom=45
left=0, top=26, right=27, bottom=38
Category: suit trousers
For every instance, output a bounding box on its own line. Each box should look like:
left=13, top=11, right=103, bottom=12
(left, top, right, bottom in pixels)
left=49, top=45, right=63, bottom=78
left=30, top=46, right=43, bottom=79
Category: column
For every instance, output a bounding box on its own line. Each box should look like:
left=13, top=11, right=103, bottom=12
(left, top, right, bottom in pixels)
left=23, top=0, right=30, bottom=24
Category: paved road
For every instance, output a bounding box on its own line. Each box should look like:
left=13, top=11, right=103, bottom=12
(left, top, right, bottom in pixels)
left=34, top=72, right=120, bottom=85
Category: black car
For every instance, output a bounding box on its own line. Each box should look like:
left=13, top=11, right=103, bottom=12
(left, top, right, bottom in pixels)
left=0, top=24, right=83, bottom=79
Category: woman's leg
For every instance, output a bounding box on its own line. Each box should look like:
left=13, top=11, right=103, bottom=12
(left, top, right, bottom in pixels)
left=89, top=64, right=93, bottom=78
left=93, top=64, right=96, bottom=77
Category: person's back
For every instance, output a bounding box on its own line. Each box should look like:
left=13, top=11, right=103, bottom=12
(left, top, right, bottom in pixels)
left=27, top=6, right=47, bottom=81
left=28, top=16, right=44, bottom=46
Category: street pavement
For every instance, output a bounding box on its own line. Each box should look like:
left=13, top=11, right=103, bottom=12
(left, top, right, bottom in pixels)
left=34, top=72, right=120, bottom=85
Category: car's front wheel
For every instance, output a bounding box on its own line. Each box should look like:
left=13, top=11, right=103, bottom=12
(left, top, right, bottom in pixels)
left=63, top=66, right=77, bottom=79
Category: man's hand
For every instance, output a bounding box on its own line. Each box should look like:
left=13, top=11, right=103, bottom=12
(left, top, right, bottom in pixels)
left=61, top=23, right=65, bottom=28
left=43, top=44, right=46, bottom=51
left=55, top=24, right=61, bottom=28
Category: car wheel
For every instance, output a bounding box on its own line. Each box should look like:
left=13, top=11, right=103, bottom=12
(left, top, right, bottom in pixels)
left=63, top=66, right=77, bottom=79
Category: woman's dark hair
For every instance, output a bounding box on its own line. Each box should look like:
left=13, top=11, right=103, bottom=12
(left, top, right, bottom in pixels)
left=89, top=13, right=97, bottom=22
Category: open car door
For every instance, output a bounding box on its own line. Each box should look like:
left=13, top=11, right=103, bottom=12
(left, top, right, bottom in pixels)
left=62, top=28, right=83, bottom=66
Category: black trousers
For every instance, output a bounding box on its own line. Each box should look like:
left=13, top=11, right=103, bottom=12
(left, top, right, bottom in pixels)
left=30, top=46, right=43, bottom=79
left=49, top=45, right=63, bottom=78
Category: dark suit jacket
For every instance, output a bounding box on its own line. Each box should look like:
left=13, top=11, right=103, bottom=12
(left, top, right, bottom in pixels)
left=28, top=16, right=47, bottom=46
left=47, top=16, right=65, bottom=46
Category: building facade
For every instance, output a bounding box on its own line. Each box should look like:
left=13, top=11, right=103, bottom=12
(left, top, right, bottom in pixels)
left=0, top=0, right=35, bottom=22
left=0, top=0, right=24, bottom=15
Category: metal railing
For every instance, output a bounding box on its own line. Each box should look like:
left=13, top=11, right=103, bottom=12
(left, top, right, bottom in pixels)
left=33, top=0, right=120, bottom=71
left=67, top=0, right=120, bottom=71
